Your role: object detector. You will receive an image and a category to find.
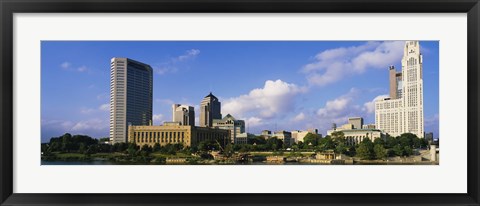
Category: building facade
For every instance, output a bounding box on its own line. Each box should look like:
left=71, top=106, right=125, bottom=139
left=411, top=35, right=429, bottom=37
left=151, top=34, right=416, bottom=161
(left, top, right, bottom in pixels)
left=291, top=130, right=311, bottom=144
left=110, top=58, right=153, bottom=144
left=200, top=92, right=222, bottom=127
left=128, top=123, right=229, bottom=148
left=212, top=114, right=245, bottom=144
left=172, top=104, right=195, bottom=126
left=375, top=41, right=424, bottom=138
left=274, top=131, right=292, bottom=147
left=348, top=117, right=364, bottom=130
left=327, top=128, right=384, bottom=146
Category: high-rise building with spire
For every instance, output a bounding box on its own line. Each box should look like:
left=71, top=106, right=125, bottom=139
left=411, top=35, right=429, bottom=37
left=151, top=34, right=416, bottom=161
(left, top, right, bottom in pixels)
left=375, top=41, right=424, bottom=138
left=199, top=92, right=222, bottom=127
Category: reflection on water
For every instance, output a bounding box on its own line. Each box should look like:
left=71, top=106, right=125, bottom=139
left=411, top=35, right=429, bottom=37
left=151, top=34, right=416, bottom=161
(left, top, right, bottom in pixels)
left=41, top=160, right=438, bottom=165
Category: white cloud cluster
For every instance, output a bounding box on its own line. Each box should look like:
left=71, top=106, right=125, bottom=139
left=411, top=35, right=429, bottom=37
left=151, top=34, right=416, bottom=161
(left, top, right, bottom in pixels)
left=153, top=114, right=165, bottom=125
left=175, top=49, right=200, bottom=62
left=154, top=49, right=200, bottom=75
left=71, top=118, right=108, bottom=132
left=362, top=94, right=390, bottom=114
left=303, top=41, right=404, bottom=86
left=316, top=88, right=361, bottom=122
left=222, top=79, right=307, bottom=120
left=60, top=61, right=90, bottom=73
left=80, top=103, right=110, bottom=114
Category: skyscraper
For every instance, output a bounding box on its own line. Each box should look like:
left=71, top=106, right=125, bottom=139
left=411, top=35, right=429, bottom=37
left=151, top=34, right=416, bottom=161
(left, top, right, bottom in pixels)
left=172, top=104, right=195, bottom=126
left=200, top=92, right=222, bottom=127
left=110, top=58, right=153, bottom=144
left=375, top=41, right=424, bottom=138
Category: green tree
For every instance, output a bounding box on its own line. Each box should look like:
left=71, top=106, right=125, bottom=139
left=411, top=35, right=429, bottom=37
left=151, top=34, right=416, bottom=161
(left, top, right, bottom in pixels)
left=373, top=138, right=385, bottom=146
left=317, top=136, right=335, bottom=152
left=374, top=144, right=387, bottom=160
left=393, top=144, right=404, bottom=156
left=303, top=133, right=321, bottom=146
left=78, top=142, right=86, bottom=154
left=356, top=138, right=374, bottom=160
left=127, top=143, right=138, bottom=157
left=152, top=143, right=161, bottom=152
left=385, top=135, right=398, bottom=149
left=403, top=146, right=413, bottom=156
left=335, top=142, right=348, bottom=154
left=224, top=144, right=234, bottom=157
left=266, top=137, right=283, bottom=151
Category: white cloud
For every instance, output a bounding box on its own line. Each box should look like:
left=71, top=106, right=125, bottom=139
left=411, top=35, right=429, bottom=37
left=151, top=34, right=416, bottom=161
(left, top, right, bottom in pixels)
left=153, top=114, right=165, bottom=125
left=154, top=49, right=200, bottom=75
left=77, top=66, right=88, bottom=72
left=303, top=41, right=404, bottom=86
left=80, top=103, right=109, bottom=114
left=60, top=61, right=90, bottom=73
left=80, top=108, right=95, bottom=114
left=245, top=117, right=264, bottom=128
left=175, top=49, right=200, bottom=62
left=156, top=98, right=175, bottom=105
left=60, top=62, right=71, bottom=70
left=316, top=88, right=360, bottom=121
left=99, top=103, right=110, bottom=111
left=71, top=118, right=108, bottom=132
left=293, top=112, right=306, bottom=122
left=222, top=79, right=307, bottom=120
left=96, top=93, right=109, bottom=100
left=362, top=94, right=389, bottom=114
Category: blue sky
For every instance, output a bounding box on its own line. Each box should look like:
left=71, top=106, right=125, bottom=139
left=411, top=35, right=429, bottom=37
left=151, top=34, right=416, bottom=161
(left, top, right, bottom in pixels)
left=41, top=41, right=439, bottom=142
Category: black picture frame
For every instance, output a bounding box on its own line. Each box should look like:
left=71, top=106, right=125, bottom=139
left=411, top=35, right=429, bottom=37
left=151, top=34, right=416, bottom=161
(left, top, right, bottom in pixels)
left=1, top=0, right=479, bottom=205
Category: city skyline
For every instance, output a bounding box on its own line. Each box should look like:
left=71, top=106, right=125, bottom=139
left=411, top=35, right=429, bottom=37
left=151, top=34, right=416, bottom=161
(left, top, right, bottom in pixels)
left=41, top=41, right=439, bottom=142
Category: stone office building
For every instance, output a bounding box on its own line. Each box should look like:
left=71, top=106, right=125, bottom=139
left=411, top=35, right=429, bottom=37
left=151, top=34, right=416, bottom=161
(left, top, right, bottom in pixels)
left=128, top=123, right=229, bottom=148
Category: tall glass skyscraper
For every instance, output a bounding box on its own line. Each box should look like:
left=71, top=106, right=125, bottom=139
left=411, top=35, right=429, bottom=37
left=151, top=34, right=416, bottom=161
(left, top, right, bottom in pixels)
left=109, top=58, right=153, bottom=144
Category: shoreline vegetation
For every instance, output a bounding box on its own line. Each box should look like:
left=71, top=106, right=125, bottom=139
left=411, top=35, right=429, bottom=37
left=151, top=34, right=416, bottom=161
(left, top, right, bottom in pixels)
left=41, top=132, right=438, bottom=165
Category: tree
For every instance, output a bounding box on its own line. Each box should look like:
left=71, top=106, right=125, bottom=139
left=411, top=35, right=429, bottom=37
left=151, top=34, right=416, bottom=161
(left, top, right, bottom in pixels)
left=331, top=131, right=345, bottom=139
left=356, top=138, right=374, bottom=160
left=303, top=133, right=321, bottom=146
left=403, top=146, right=413, bottom=156
left=335, top=142, right=348, bottom=154
left=78, top=142, right=86, bottom=154
left=385, top=135, right=398, bottom=149
left=248, top=136, right=266, bottom=145
left=224, top=144, right=234, bottom=157
left=317, top=136, right=335, bottom=152
left=266, top=137, right=283, bottom=151
left=374, top=144, right=387, bottom=160
left=373, top=138, right=385, bottom=146
left=393, top=144, right=404, bottom=156
left=127, top=143, right=138, bottom=157
left=152, top=143, right=161, bottom=152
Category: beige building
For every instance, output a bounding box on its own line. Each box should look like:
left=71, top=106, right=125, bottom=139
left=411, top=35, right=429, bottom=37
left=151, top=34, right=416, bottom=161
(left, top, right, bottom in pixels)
left=212, top=114, right=245, bottom=144
left=172, top=104, right=195, bottom=126
left=327, top=128, right=384, bottom=146
left=274, top=131, right=292, bottom=147
left=375, top=41, right=424, bottom=138
left=290, top=130, right=317, bottom=144
left=348, top=117, right=363, bottom=129
left=261, top=130, right=272, bottom=138
left=128, top=123, right=229, bottom=148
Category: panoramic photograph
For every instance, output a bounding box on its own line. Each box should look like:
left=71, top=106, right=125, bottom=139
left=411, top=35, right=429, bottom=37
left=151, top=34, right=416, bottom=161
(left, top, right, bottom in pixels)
left=41, top=40, right=439, bottom=165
